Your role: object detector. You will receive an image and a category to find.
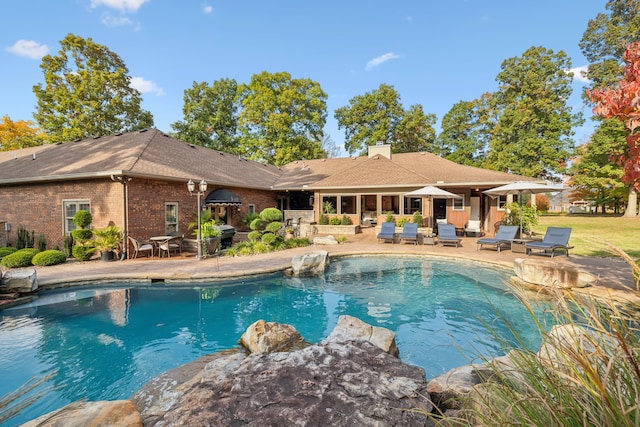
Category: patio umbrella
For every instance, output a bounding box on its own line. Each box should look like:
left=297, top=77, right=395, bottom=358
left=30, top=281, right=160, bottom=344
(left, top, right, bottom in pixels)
left=484, top=181, right=561, bottom=236
left=404, top=186, right=462, bottom=229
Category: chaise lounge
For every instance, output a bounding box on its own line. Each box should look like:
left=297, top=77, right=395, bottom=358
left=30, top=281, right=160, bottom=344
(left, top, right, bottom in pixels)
left=399, top=223, right=419, bottom=245
left=476, top=225, right=519, bottom=253
left=377, top=222, right=396, bottom=243
left=437, top=224, right=460, bottom=247
left=525, top=227, right=572, bottom=257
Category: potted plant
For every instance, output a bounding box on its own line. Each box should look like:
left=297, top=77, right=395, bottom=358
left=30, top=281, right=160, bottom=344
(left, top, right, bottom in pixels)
left=93, top=225, right=122, bottom=261
left=201, top=220, right=222, bottom=256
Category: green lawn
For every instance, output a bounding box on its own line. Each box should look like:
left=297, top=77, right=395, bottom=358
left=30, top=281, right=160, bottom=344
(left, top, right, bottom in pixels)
left=533, top=214, right=640, bottom=258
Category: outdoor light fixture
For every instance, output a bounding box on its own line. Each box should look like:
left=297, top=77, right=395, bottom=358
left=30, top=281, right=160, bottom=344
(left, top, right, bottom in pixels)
left=188, top=178, right=208, bottom=260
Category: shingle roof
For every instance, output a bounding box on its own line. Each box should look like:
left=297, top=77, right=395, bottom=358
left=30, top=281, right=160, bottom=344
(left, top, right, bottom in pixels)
left=0, top=128, right=282, bottom=189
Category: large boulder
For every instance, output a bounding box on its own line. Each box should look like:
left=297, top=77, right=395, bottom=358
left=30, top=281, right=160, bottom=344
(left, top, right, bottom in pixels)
left=155, top=340, right=433, bottom=427
left=238, top=319, right=307, bottom=354
left=513, top=258, right=596, bottom=288
left=0, top=268, right=37, bottom=293
left=21, top=400, right=142, bottom=427
left=324, top=314, right=399, bottom=357
left=290, top=250, right=329, bottom=276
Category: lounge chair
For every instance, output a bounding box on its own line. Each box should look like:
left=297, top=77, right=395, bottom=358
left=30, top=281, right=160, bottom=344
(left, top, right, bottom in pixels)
left=377, top=222, right=396, bottom=243
left=399, top=223, right=419, bottom=245
left=525, top=227, right=572, bottom=257
left=476, top=225, right=519, bottom=253
left=465, top=219, right=482, bottom=237
left=437, top=224, right=460, bottom=247
left=128, top=236, right=153, bottom=259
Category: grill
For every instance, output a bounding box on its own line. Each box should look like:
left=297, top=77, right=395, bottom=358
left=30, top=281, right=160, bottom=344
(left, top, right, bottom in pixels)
left=216, top=225, right=236, bottom=249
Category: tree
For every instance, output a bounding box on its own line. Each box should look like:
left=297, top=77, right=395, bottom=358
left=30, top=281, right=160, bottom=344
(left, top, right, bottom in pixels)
left=485, top=46, right=583, bottom=180
left=0, top=115, right=48, bottom=150
left=171, top=78, right=240, bottom=152
left=33, top=33, right=153, bottom=143
left=237, top=71, right=327, bottom=166
left=436, top=96, right=494, bottom=166
left=568, top=119, right=626, bottom=213
left=392, top=104, right=437, bottom=154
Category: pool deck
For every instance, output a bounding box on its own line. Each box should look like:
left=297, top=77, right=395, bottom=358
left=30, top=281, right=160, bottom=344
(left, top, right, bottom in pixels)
left=32, top=227, right=637, bottom=302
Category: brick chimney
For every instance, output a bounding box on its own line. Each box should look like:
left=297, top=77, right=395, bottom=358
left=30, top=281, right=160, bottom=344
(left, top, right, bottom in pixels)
left=368, top=142, right=391, bottom=159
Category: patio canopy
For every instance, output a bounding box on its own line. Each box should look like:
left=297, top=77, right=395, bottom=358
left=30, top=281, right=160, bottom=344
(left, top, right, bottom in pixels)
left=204, top=188, right=242, bottom=206
left=404, top=186, right=462, bottom=229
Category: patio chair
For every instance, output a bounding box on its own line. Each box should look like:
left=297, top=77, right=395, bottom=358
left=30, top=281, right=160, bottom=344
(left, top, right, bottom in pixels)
left=525, top=227, right=573, bottom=257
left=399, top=223, right=419, bottom=245
left=476, top=225, right=519, bottom=253
left=128, top=236, right=153, bottom=259
left=437, top=224, right=460, bottom=247
left=159, top=234, right=183, bottom=258
left=465, top=219, right=482, bottom=237
left=377, top=222, right=396, bottom=243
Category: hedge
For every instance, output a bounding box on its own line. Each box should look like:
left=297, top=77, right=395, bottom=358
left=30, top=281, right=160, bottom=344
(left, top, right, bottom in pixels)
left=32, top=250, right=68, bottom=266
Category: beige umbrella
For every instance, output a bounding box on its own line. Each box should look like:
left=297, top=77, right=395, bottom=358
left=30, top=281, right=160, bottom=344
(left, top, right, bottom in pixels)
left=404, top=186, right=462, bottom=229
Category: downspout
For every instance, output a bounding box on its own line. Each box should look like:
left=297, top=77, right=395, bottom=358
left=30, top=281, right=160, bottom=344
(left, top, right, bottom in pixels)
left=111, top=175, right=131, bottom=260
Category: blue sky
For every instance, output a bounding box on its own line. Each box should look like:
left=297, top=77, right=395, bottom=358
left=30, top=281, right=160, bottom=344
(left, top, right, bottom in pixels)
left=2, top=1, right=606, bottom=154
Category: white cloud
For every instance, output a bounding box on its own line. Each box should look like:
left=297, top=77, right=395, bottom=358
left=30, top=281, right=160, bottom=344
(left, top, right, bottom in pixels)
left=90, top=0, right=149, bottom=13
left=203, top=5, right=213, bottom=14
left=365, top=52, right=400, bottom=70
left=6, top=39, right=49, bottom=59
left=101, top=14, right=134, bottom=27
left=131, top=77, right=165, bottom=96
left=567, top=65, right=590, bottom=83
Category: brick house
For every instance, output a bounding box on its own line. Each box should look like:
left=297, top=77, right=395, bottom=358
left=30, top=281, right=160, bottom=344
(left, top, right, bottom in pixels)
left=0, top=129, right=537, bottom=254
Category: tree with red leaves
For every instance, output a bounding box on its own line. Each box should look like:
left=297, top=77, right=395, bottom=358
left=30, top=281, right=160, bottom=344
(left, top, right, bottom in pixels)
left=589, top=41, right=640, bottom=193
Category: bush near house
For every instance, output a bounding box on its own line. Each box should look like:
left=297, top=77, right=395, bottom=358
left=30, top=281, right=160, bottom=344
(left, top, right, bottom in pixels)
left=31, top=250, right=67, bottom=267
left=0, top=247, right=18, bottom=261
left=0, top=248, right=38, bottom=268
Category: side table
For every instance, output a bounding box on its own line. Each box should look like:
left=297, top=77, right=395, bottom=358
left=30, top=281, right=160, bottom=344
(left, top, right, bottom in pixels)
left=510, top=239, right=530, bottom=254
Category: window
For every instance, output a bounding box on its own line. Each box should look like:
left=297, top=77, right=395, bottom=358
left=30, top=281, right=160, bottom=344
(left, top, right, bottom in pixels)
left=248, top=204, right=256, bottom=215
left=453, top=194, right=465, bottom=211
left=381, top=195, right=400, bottom=214
left=321, top=196, right=337, bottom=214
left=165, top=203, right=178, bottom=234
left=404, top=197, right=422, bottom=215
left=63, top=200, right=91, bottom=235
left=341, top=196, right=356, bottom=214
left=498, top=195, right=508, bottom=210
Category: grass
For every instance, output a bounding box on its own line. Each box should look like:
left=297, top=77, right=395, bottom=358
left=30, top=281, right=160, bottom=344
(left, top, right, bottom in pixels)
left=533, top=214, right=640, bottom=258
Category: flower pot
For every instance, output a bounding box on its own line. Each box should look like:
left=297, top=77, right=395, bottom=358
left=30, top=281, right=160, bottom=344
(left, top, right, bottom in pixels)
left=100, top=250, right=115, bottom=262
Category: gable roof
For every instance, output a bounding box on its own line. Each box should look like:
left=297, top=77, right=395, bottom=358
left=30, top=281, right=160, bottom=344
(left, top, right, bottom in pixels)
left=274, top=151, right=535, bottom=190
left=0, top=129, right=282, bottom=189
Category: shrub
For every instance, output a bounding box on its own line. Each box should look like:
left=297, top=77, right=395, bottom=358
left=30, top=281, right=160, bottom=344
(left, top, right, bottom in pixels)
left=72, top=245, right=95, bottom=261
left=252, top=242, right=271, bottom=254
left=32, top=250, right=67, bottom=266
left=341, top=215, right=351, bottom=225
left=249, top=218, right=265, bottom=231
left=384, top=212, right=395, bottom=223
left=412, top=212, right=423, bottom=226
left=240, top=212, right=260, bottom=231
left=71, top=228, right=93, bottom=242
left=259, top=207, right=283, bottom=222
left=329, top=216, right=342, bottom=225
left=261, top=233, right=277, bottom=245
left=318, top=214, right=328, bottom=225
left=0, top=247, right=18, bottom=260
left=73, top=210, right=93, bottom=228
left=285, top=237, right=312, bottom=248
left=63, top=235, right=74, bottom=258
left=336, top=236, right=348, bottom=244
left=0, top=248, right=37, bottom=268
left=397, top=217, right=409, bottom=227
left=36, top=234, right=47, bottom=252
left=16, top=226, right=35, bottom=250
left=265, top=221, right=283, bottom=233
left=247, top=230, right=262, bottom=242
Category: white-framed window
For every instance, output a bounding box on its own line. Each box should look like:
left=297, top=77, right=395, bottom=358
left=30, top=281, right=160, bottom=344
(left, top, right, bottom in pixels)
left=63, top=200, right=91, bottom=235
left=165, top=202, right=178, bottom=234
left=248, top=204, right=256, bottom=215
left=498, top=195, right=508, bottom=210
left=453, top=194, right=465, bottom=211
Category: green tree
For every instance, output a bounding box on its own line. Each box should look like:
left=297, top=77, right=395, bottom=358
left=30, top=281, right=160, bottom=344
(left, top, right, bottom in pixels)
left=392, top=104, right=437, bottom=154
left=485, top=46, right=582, bottom=180
left=33, top=33, right=153, bottom=143
left=0, top=115, right=48, bottom=150
left=171, top=78, right=240, bottom=152
left=237, top=71, right=327, bottom=166
left=334, top=83, right=404, bottom=155
left=568, top=119, right=626, bottom=213
left=436, top=96, right=494, bottom=166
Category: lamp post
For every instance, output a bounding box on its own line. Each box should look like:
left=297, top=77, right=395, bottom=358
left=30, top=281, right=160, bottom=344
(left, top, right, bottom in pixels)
left=188, top=178, right=208, bottom=260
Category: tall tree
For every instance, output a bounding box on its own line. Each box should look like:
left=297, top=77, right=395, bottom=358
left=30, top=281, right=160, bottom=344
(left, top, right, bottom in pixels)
left=392, top=104, right=437, bottom=154
left=33, top=33, right=153, bottom=143
left=0, top=115, right=48, bottom=150
left=436, top=95, right=494, bottom=166
left=568, top=119, right=626, bottom=213
left=171, top=78, right=240, bottom=152
left=580, top=0, right=640, bottom=216
left=237, top=71, right=327, bottom=166
left=485, top=46, right=582, bottom=180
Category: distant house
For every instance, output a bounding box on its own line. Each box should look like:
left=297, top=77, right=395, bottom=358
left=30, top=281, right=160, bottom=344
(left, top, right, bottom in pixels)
left=0, top=129, right=536, bottom=253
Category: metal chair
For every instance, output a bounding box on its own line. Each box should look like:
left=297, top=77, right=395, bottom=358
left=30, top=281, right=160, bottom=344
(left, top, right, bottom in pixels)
left=128, top=236, right=154, bottom=259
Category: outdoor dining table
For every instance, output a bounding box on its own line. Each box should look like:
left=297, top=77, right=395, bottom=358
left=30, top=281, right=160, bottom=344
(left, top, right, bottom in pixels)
left=149, top=235, right=173, bottom=257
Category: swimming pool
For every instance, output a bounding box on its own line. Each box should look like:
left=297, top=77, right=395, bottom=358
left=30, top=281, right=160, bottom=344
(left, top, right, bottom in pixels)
left=0, top=256, right=550, bottom=425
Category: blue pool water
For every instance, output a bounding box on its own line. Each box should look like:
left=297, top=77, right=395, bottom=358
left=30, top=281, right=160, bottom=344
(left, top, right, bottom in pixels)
left=0, top=256, right=550, bottom=425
